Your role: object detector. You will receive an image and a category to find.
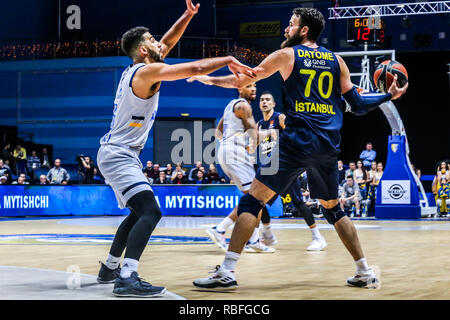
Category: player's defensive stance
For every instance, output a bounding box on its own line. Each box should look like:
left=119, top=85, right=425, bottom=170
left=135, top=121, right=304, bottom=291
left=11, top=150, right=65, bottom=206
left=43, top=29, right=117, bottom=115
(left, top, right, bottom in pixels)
left=189, top=7, right=407, bottom=290
left=95, top=0, right=255, bottom=297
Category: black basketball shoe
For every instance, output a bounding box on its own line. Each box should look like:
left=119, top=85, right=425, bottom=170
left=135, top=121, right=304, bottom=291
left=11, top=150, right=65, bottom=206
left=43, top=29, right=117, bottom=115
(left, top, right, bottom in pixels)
left=97, top=261, right=121, bottom=284
left=113, top=272, right=166, bottom=297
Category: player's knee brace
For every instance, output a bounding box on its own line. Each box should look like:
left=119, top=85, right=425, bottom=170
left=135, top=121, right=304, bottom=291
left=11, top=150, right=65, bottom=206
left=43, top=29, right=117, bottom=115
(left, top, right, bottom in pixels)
left=323, top=205, right=346, bottom=225
left=261, top=206, right=271, bottom=224
left=237, top=193, right=265, bottom=218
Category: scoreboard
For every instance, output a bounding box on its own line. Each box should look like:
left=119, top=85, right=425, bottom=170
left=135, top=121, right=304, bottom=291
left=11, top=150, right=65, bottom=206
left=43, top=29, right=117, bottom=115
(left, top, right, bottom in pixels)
left=347, top=17, right=385, bottom=46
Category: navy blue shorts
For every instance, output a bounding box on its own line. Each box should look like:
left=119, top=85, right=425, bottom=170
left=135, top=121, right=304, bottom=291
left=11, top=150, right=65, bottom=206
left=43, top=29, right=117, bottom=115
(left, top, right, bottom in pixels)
left=256, top=126, right=339, bottom=202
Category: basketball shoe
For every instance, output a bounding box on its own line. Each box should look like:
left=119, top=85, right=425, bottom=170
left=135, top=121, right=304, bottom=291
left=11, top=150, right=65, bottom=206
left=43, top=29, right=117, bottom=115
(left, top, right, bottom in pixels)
left=347, top=267, right=380, bottom=289
left=206, top=226, right=227, bottom=252
left=193, top=265, right=238, bottom=291
left=244, top=240, right=276, bottom=253
left=306, top=237, right=327, bottom=251
left=97, top=261, right=121, bottom=284
left=261, top=230, right=278, bottom=246
left=113, top=272, right=166, bottom=297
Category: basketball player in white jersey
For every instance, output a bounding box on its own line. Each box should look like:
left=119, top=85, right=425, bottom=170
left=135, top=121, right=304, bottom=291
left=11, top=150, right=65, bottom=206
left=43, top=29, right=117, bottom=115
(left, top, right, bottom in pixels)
left=206, top=83, right=276, bottom=254
left=95, top=0, right=256, bottom=297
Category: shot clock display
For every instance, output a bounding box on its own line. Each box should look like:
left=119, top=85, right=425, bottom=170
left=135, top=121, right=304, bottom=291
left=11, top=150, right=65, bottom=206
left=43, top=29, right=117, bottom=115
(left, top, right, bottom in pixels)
left=347, top=17, right=385, bottom=46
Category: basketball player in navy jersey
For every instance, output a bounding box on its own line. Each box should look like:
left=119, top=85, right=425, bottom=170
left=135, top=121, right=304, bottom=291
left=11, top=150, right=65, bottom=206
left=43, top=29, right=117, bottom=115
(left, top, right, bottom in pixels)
left=257, top=91, right=326, bottom=251
left=95, top=0, right=255, bottom=297
left=190, top=7, right=407, bottom=290
left=206, top=83, right=276, bottom=254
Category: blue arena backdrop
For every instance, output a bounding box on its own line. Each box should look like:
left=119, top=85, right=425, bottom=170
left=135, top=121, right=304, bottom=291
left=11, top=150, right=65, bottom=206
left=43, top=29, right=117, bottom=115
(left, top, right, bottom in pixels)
left=0, top=185, right=283, bottom=217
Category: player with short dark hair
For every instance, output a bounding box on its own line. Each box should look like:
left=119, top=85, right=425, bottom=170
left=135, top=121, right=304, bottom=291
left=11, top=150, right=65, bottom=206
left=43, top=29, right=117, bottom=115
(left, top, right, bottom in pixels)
left=190, top=7, right=407, bottom=290
left=95, top=0, right=255, bottom=297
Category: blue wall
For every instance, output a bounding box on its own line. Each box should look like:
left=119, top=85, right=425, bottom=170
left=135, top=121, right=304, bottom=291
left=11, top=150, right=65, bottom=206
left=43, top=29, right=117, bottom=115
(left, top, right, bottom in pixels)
left=0, top=56, right=281, bottom=165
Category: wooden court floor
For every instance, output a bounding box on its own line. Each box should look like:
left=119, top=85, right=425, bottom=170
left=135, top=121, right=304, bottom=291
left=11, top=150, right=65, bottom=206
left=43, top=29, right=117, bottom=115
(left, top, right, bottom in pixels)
left=0, top=216, right=449, bottom=300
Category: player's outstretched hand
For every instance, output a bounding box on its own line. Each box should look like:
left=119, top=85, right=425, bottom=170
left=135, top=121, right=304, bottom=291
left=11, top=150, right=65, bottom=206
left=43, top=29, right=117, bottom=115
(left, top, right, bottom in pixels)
left=186, top=0, right=200, bottom=16
left=388, top=74, right=409, bottom=100
left=186, top=75, right=213, bottom=85
left=228, top=57, right=257, bottom=79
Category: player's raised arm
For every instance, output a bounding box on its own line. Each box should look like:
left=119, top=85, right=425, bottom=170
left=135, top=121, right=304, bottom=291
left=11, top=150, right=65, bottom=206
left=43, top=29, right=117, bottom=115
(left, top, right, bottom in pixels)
left=338, top=55, right=409, bottom=116
left=136, top=55, right=256, bottom=85
left=187, top=47, right=293, bottom=88
left=159, top=0, right=200, bottom=58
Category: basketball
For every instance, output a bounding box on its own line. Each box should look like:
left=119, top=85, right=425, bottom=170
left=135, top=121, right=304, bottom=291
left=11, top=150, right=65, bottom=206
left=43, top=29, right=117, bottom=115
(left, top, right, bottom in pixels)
left=373, top=60, right=408, bottom=93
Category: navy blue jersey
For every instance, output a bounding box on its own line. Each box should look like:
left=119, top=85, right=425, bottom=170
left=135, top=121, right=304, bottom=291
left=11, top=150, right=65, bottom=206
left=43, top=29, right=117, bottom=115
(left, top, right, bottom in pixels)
left=282, top=44, right=343, bottom=152
left=257, top=111, right=282, bottom=157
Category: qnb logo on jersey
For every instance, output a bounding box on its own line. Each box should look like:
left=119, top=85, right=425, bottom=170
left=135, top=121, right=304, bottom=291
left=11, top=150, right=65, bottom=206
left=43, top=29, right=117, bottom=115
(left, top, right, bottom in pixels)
left=388, top=184, right=407, bottom=200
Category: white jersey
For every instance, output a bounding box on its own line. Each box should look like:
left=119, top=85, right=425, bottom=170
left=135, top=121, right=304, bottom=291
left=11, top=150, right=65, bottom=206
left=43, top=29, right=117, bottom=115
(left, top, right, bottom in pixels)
left=221, top=98, right=247, bottom=148
left=100, top=63, right=159, bottom=149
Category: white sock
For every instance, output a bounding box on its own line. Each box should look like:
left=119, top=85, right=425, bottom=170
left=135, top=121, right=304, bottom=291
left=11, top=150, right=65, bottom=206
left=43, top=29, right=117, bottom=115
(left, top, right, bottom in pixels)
left=356, top=209, right=361, bottom=215
left=120, top=258, right=139, bottom=278
left=222, top=251, right=240, bottom=271
left=105, top=254, right=120, bottom=270
left=355, top=258, right=369, bottom=273
left=248, top=227, right=260, bottom=244
left=216, top=217, right=234, bottom=233
left=310, top=226, right=322, bottom=240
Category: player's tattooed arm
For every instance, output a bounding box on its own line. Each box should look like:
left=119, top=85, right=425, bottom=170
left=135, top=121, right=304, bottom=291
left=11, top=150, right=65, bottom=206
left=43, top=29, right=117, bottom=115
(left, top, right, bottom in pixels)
left=215, top=117, right=224, bottom=140
left=159, top=0, right=200, bottom=58
left=234, top=102, right=258, bottom=154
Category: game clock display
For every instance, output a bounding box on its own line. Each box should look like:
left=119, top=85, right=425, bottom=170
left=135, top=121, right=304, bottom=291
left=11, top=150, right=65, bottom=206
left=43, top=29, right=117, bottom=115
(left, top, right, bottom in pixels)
left=347, top=17, right=385, bottom=46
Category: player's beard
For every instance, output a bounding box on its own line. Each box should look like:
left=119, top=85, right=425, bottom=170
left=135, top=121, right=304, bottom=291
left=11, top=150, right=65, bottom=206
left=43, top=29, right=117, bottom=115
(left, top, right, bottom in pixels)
left=281, top=29, right=304, bottom=48
left=149, top=48, right=164, bottom=63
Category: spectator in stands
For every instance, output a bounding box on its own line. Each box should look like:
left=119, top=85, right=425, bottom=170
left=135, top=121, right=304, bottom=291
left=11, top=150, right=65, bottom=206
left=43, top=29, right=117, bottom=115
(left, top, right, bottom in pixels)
left=437, top=175, right=450, bottom=216
left=12, top=174, right=27, bottom=185
left=337, top=160, right=346, bottom=185
left=2, top=144, right=12, bottom=166
left=47, top=158, right=70, bottom=185
left=27, top=150, right=41, bottom=181
left=339, top=176, right=362, bottom=217
left=143, top=161, right=153, bottom=176
left=171, top=162, right=186, bottom=181
left=206, top=164, right=221, bottom=184
left=410, top=163, right=421, bottom=179
left=188, top=160, right=202, bottom=182
left=368, top=162, right=384, bottom=211
left=143, top=172, right=154, bottom=185
left=355, top=160, right=368, bottom=199
left=148, top=163, right=160, bottom=180
left=172, top=170, right=188, bottom=184
left=436, top=161, right=450, bottom=182
left=194, top=169, right=209, bottom=184
left=432, top=161, right=450, bottom=212
left=0, top=175, right=8, bottom=185
left=40, top=147, right=52, bottom=169
left=154, top=171, right=170, bottom=184
left=164, top=163, right=174, bottom=177
left=13, top=144, right=27, bottom=174
left=359, top=142, right=376, bottom=170
left=367, top=161, right=377, bottom=184
left=37, top=174, right=49, bottom=185
left=78, top=156, right=95, bottom=184
left=0, top=158, right=11, bottom=181
left=93, top=167, right=104, bottom=184
left=345, top=161, right=356, bottom=179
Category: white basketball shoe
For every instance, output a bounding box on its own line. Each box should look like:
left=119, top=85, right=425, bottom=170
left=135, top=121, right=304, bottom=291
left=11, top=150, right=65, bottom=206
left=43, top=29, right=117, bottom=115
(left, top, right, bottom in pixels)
left=244, top=240, right=276, bottom=253
left=193, top=265, right=238, bottom=291
left=306, top=237, right=327, bottom=251
left=347, top=267, right=380, bottom=289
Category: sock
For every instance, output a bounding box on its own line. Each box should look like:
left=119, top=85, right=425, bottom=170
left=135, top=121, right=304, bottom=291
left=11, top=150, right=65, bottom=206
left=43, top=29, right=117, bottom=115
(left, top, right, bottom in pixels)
left=356, top=209, right=361, bottom=215
left=105, top=254, right=120, bottom=270
left=262, top=223, right=272, bottom=237
left=355, top=257, right=369, bottom=273
left=120, top=258, right=139, bottom=278
left=248, top=227, right=259, bottom=244
left=216, top=217, right=234, bottom=233
left=310, top=226, right=322, bottom=240
left=222, top=251, right=240, bottom=271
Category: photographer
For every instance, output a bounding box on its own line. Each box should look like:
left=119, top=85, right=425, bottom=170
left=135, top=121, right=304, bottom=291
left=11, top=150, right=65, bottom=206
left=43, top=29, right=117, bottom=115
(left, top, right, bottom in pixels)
left=77, top=155, right=96, bottom=184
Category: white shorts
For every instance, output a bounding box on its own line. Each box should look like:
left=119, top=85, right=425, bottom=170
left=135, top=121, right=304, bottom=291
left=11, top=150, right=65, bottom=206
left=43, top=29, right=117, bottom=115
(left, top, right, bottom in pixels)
left=218, top=144, right=255, bottom=192
left=97, top=144, right=152, bottom=209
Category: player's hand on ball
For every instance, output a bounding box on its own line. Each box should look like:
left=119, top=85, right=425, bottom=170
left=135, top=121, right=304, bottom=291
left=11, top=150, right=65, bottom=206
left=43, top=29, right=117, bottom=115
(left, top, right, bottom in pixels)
left=186, top=0, right=200, bottom=16
left=388, top=74, right=409, bottom=100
